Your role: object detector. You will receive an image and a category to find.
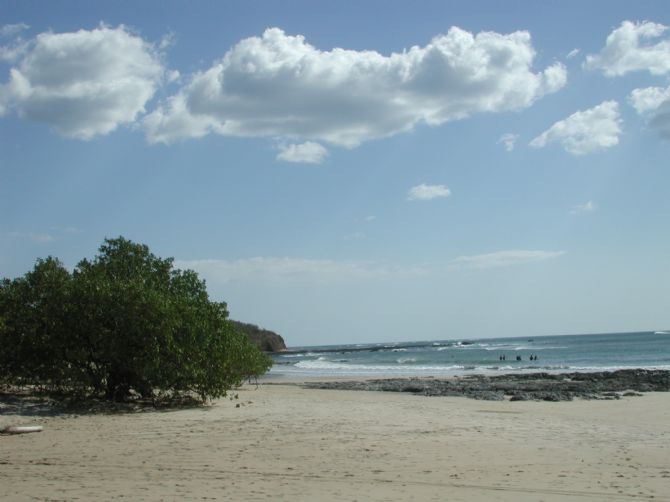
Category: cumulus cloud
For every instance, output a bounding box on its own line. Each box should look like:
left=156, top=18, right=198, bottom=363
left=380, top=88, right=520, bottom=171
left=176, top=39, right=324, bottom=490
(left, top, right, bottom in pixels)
left=629, top=85, right=670, bottom=139
left=144, top=26, right=566, bottom=146
left=176, top=257, right=424, bottom=283
left=529, top=101, right=622, bottom=155
left=570, top=201, right=595, bottom=214
left=0, top=25, right=166, bottom=138
left=629, top=85, right=670, bottom=114
left=497, top=132, right=518, bottom=151
left=585, top=20, right=670, bottom=76
left=449, top=250, right=565, bottom=270
left=276, top=141, right=328, bottom=164
left=407, top=183, right=451, bottom=201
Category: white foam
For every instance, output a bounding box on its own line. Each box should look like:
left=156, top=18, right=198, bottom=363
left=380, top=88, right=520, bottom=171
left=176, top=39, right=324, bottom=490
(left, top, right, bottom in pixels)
left=483, top=345, right=568, bottom=351
left=275, top=360, right=670, bottom=379
left=292, top=359, right=465, bottom=374
left=280, top=352, right=321, bottom=358
left=396, top=357, right=417, bottom=364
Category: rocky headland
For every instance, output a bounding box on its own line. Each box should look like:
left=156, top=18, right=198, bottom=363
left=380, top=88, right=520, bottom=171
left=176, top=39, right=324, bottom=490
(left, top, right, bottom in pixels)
left=231, top=321, right=286, bottom=352
left=303, top=369, right=670, bottom=401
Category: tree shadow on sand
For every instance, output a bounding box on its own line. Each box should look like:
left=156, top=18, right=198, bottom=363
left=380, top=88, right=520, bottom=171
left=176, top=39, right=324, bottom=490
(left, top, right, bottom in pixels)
left=0, top=388, right=216, bottom=420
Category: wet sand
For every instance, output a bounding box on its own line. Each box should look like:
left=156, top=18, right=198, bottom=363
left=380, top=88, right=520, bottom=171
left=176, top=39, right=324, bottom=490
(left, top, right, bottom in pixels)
left=1, top=383, right=669, bottom=501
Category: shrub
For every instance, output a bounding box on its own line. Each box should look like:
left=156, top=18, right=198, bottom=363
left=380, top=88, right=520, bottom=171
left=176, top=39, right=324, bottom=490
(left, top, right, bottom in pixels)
left=0, top=237, right=271, bottom=402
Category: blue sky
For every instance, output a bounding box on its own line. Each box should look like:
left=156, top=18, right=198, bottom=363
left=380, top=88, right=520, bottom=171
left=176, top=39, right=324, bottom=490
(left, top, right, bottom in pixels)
left=1, top=1, right=669, bottom=346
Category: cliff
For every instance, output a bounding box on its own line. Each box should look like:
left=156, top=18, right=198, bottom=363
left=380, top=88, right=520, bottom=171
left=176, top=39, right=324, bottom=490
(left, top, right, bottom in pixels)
left=231, top=320, right=287, bottom=353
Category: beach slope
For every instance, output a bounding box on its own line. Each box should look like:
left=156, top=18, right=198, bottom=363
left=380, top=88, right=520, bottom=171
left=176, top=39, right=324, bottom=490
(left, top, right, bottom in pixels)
left=1, top=384, right=669, bottom=501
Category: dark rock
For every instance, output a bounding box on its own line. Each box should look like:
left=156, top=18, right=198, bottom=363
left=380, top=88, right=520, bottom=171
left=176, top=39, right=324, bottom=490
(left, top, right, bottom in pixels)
left=468, top=391, right=505, bottom=401
left=541, top=393, right=566, bottom=402
left=302, top=369, right=670, bottom=402
left=601, top=392, right=620, bottom=398
left=400, top=385, right=425, bottom=393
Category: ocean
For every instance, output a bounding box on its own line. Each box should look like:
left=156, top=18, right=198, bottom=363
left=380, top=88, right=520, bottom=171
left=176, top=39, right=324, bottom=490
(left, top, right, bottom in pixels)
left=269, top=331, right=670, bottom=379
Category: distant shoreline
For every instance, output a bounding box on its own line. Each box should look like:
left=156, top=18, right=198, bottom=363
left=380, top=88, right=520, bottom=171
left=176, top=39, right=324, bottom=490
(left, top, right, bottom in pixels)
left=271, top=331, right=670, bottom=379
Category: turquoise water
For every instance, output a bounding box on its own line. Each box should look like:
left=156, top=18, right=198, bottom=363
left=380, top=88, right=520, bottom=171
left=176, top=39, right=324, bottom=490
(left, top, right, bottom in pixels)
left=270, top=331, right=670, bottom=378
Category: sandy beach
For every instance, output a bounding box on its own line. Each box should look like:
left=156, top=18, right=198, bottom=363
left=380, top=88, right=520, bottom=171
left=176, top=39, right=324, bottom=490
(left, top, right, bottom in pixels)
left=1, top=382, right=669, bottom=501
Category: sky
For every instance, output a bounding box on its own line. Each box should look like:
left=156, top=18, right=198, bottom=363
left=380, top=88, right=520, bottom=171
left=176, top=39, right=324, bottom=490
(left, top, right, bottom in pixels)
left=1, top=1, right=669, bottom=346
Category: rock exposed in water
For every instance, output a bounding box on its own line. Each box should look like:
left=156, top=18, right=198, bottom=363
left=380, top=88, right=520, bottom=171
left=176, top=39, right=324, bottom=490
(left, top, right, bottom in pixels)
left=302, top=369, right=670, bottom=401
left=231, top=320, right=286, bottom=353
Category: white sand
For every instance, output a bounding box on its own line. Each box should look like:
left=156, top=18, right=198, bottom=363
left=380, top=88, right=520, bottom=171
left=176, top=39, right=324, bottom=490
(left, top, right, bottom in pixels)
left=1, top=383, right=669, bottom=501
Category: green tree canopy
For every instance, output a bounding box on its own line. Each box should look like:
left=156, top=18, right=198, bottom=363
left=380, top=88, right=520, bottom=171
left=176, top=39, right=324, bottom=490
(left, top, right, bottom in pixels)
left=0, top=237, right=271, bottom=402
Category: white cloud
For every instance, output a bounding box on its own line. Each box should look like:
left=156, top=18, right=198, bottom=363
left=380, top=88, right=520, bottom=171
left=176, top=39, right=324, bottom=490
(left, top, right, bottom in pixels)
left=29, top=232, right=55, bottom=243
left=166, top=69, right=180, bottom=83
left=0, top=25, right=166, bottom=139
left=7, top=231, right=55, bottom=243
left=529, top=101, right=622, bottom=155
left=646, top=102, right=670, bottom=140
left=449, top=250, right=565, bottom=270
left=49, top=225, right=84, bottom=235
left=178, top=251, right=562, bottom=284
left=570, top=201, right=595, bottom=214
left=144, top=26, right=566, bottom=146
left=364, top=215, right=377, bottom=222
left=0, top=41, right=28, bottom=63
left=176, top=257, right=424, bottom=283
left=584, top=20, right=670, bottom=76
left=407, top=183, right=451, bottom=201
left=0, top=24, right=30, bottom=63
left=158, top=32, right=176, bottom=51
left=497, top=132, right=518, bottom=151
left=629, top=85, right=670, bottom=139
left=0, top=23, right=29, bottom=38
left=629, top=85, right=670, bottom=114
left=276, top=141, right=328, bottom=164
left=566, top=48, right=580, bottom=59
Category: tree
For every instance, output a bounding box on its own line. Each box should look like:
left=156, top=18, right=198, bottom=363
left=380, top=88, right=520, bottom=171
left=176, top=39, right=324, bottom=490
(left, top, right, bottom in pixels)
left=0, top=237, right=271, bottom=402
left=0, top=257, right=73, bottom=389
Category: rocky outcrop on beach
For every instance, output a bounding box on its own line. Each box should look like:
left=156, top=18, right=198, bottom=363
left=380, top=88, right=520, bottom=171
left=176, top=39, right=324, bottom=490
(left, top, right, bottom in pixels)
left=303, top=369, right=670, bottom=401
left=231, top=321, right=286, bottom=352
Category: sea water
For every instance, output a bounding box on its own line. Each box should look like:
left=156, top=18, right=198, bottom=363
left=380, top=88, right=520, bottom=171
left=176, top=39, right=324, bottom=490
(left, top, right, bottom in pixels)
left=269, top=331, right=670, bottom=379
